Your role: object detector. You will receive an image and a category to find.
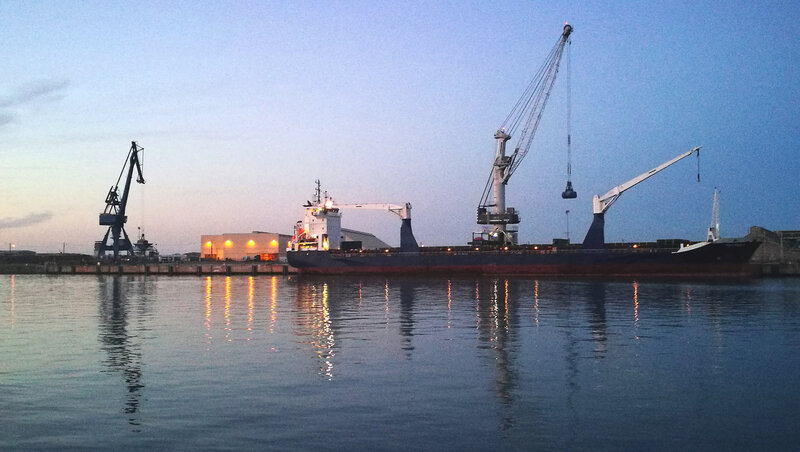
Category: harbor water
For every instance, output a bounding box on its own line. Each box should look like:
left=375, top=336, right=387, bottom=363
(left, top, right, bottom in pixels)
left=2, top=274, right=799, bottom=450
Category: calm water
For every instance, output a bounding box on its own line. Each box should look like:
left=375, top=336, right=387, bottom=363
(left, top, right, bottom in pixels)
left=1, top=274, right=799, bottom=450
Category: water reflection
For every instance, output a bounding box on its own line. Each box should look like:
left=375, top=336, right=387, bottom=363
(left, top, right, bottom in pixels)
left=8, top=275, right=14, bottom=327
left=586, top=282, right=608, bottom=357
left=474, top=278, right=518, bottom=431
left=294, top=282, right=336, bottom=379
left=399, top=281, right=415, bottom=356
left=97, top=276, right=150, bottom=429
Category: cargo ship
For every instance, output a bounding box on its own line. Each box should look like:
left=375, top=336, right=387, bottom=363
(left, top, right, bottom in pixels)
left=285, top=182, right=760, bottom=276
left=286, top=24, right=760, bottom=276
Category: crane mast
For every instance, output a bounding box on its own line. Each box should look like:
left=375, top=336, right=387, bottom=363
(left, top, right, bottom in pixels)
left=96, top=141, right=146, bottom=261
left=707, top=188, right=720, bottom=242
left=477, top=23, right=573, bottom=245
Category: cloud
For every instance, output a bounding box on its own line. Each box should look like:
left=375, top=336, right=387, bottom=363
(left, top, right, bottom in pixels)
left=0, top=211, right=53, bottom=229
left=0, top=113, right=14, bottom=126
left=0, top=79, right=70, bottom=108
left=0, top=79, right=70, bottom=130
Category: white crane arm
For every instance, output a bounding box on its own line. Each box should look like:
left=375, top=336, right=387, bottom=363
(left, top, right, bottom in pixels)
left=333, top=203, right=412, bottom=220
left=592, top=146, right=701, bottom=214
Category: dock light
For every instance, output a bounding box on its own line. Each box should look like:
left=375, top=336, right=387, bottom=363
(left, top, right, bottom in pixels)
left=632, top=244, right=638, bottom=248
left=225, top=240, right=232, bottom=247
left=475, top=247, right=479, bottom=251
left=503, top=246, right=508, bottom=251
left=270, top=239, right=278, bottom=245
left=384, top=249, right=390, bottom=253
left=248, top=240, right=255, bottom=246
left=534, top=246, right=539, bottom=250
left=206, top=241, right=212, bottom=247
left=447, top=248, right=451, bottom=252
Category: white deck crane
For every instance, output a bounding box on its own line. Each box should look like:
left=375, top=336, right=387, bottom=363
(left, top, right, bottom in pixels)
left=476, top=23, right=574, bottom=246
left=582, top=146, right=701, bottom=249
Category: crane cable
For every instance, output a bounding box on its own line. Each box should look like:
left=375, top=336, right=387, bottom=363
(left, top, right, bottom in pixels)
left=502, top=32, right=570, bottom=179
left=478, top=25, right=571, bottom=207
left=566, top=37, right=572, bottom=183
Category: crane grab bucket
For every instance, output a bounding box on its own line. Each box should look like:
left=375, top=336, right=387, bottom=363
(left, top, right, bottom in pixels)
left=561, top=181, right=577, bottom=199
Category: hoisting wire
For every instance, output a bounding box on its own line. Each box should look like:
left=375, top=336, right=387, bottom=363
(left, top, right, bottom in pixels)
left=507, top=39, right=569, bottom=177
left=502, top=40, right=562, bottom=133
left=566, top=37, right=572, bottom=183
left=696, top=148, right=700, bottom=182
left=479, top=171, right=494, bottom=207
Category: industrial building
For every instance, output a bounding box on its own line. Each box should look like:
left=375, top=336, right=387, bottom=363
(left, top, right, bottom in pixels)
left=200, top=228, right=389, bottom=261
left=201, top=232, right=291, bottom=261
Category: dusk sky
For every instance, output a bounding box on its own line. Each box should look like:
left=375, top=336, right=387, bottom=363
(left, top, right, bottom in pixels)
left=2, top=1, right=798, bottom=254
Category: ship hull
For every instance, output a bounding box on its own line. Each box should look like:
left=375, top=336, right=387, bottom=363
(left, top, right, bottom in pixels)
left=287, top=240, right=760, bottom=277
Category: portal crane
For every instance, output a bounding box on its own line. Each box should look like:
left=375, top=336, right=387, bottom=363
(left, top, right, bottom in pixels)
left=96, top=141, right=145, bottom=261
left=582, top=146, right=701, bottom=249
left=477, top=23, right=573, bottom=245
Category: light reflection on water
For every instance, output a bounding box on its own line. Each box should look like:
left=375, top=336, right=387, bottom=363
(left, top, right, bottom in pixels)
left=1, top=275, right=799, bottom=450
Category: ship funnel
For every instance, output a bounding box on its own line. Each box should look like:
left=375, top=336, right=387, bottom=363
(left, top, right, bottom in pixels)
left=400, top=218, right=420, bottom=252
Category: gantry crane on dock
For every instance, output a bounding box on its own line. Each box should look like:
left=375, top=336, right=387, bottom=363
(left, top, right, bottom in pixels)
left=95, top=141, right=146, bottom=261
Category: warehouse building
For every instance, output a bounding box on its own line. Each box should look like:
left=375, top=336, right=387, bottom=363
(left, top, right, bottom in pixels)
left=200, top=228, right=389, bottom=262
left=201, top=232, right=291, bottom=262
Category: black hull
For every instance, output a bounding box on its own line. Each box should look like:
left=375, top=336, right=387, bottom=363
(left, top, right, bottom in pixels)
left=287, top=240, right=761, bottom=276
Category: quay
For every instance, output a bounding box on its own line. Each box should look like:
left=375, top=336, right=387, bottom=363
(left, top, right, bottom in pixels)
left=0, top=261, right=297, bottom=276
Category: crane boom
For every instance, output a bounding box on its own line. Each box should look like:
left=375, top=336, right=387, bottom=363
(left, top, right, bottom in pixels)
left=333, top=203, right=412, bottom=220
left=582, top=146, right=701, bottom=249
left=592, top=146, right=701, bottom=214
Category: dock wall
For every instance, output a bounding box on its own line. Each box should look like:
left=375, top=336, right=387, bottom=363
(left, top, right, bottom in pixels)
left=0, top=262, right=297, bottom=276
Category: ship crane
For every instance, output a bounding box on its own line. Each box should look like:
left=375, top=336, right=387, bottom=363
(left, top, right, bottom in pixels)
left=332, top=203, right=419, bottom=251
left=96, top=141, right=145, bottom=261
left=290, top=181, right=419, bottom=252
left=477, top=23, right=573, bottom=246
left=582, top=146, right=701, bottom=249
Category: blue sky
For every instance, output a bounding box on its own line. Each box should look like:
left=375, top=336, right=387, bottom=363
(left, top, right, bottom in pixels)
left=1, top=1, right=798, bottom=254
